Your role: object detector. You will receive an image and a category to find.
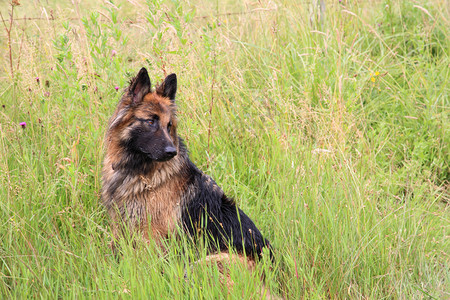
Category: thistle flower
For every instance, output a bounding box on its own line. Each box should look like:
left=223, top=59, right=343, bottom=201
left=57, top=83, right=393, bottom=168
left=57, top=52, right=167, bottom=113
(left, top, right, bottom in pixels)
left=111, top=50, right=117, bottom=57
left=20, top=122, right=26, bottom=128
left=114, top=86, right=119, bottom=91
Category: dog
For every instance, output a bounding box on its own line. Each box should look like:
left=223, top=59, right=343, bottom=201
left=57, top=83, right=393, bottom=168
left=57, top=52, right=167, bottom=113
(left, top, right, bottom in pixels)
left=101, top=67, right=272, bottom=264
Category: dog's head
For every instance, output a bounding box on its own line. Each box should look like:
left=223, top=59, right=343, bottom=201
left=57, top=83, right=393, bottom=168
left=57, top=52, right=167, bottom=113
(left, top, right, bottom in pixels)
left=108, top=68, right=178, bottom=162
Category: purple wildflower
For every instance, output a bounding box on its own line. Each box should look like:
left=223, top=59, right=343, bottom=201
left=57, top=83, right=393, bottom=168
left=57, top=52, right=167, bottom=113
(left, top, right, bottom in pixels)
left=111, top=50, right=117, bottom=57
left=114, top=86, right=119, bottom=91
left=20, top=122, right=26, bottom=128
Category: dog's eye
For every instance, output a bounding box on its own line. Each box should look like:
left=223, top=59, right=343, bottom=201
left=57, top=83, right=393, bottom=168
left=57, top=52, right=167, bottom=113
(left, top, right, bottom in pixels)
left=167, top=122, right=172, bottom=131
left=147, top=119, right=154, bottom=125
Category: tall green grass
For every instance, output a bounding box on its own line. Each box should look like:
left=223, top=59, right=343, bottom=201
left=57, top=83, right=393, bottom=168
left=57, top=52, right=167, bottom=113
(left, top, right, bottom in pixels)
left=1, top=0, right=448, bottom=298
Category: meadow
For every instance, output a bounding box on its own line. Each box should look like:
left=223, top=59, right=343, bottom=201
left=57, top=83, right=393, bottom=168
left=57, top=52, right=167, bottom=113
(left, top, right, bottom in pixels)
left=0, top=0, right=448, bottom=298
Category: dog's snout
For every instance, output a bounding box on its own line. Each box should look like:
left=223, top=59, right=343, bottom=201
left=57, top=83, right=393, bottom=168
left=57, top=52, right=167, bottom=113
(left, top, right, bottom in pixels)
left=164, top=146, right=177, bottom=158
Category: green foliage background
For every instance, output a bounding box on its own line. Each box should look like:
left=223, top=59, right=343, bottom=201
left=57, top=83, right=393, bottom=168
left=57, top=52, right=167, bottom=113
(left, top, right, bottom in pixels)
left=0, top=0, right=448, bottom=298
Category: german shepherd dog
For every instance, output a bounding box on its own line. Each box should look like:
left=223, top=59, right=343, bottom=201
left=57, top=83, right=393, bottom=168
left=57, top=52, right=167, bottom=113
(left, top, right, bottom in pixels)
left=101, top=67, right=272, bottom=265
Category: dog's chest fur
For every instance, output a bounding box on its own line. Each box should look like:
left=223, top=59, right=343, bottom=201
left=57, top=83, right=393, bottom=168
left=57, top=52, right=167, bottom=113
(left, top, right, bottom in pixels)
left=102, top=154, right=188, bottom=240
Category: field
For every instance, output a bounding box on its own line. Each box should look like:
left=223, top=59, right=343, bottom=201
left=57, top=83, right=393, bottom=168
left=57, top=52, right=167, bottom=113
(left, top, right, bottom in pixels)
left=0, top=0, right=449, bottom=298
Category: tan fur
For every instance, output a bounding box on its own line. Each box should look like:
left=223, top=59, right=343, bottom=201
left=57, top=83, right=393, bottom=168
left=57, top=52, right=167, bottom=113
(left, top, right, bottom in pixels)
left=192, top=253, right=280, bottom=299
left=194, top=253, right=257, bottom=273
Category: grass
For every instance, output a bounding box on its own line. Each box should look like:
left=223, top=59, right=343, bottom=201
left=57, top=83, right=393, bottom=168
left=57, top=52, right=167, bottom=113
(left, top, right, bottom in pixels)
left=0, top=0, right=449, bottom=298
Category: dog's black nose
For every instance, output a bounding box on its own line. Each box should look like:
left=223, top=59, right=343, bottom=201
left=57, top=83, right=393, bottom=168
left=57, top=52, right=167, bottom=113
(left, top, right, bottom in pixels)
left=164, top=146, right=177, bottom=158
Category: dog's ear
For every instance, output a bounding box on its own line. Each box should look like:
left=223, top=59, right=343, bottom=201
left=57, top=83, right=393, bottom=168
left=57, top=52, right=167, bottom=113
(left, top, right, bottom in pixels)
left=156, top=73, right=177, bottom=101
left=129, top=67, right=151, bottom=105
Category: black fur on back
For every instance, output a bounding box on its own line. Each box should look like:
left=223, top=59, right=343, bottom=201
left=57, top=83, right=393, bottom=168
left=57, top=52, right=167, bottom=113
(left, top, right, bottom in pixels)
left=179, top=140, right=272, bottom=260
